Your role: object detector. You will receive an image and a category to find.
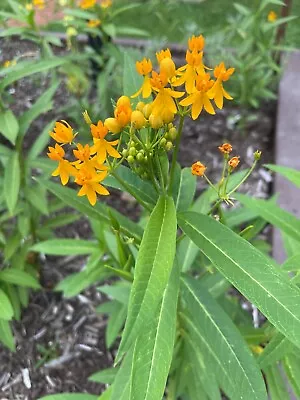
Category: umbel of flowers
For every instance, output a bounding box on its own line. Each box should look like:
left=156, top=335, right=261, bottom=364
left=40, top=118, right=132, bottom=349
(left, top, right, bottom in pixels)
left=48, top=35, right=236, bottom=206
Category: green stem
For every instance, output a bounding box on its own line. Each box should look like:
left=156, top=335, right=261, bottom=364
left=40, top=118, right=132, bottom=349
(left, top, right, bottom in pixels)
left=148, top=154, right=161, bottom=193
left=204, top=174, right=219, bottom=194
left=228, top=161, right=257, bottom=196
left=168, top=114, right=185, bottom=195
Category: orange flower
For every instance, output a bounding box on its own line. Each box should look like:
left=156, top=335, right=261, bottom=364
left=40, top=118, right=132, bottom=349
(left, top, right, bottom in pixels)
left=173, top=50, right=205, bottom=93
left=79, top=0, right=96, bottom=9
left=228, top=156, right=240, bottom=169
left=209, top=62, right=235, bottom=109
left=268, top=11, right=277, bottom=22
left=188, top=34, right=205, bottom=52
left=179, top=73, right=215, bottom=119
left=90, top=120, right=121, bottom=163
left=218, top=143, right=232, bottom=154
left=132, top=58, right=153, bottom=98
left=50, top=121, right=75, bottom=144
left=191, top=161, right=206, bottom=176
left=75, top=167, right=109, bottom=205
left=156, top=49, right=176, bottom=79
left=87, top=19, right=101, bottom=28
left=47, top=143, right=65, bottom=161
left=33, top=0, right=45, bottom=9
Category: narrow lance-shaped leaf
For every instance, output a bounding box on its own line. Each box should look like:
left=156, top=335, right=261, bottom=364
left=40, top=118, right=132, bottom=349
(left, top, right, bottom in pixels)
left=0, top=110, right=19, bottom=145
left=0, top=289, right=14, bottom=320
left=235, top=193, right=300, bottom=243
left=116, top=195, right=177, bottom=362
left=129, top=260, right=180, bottom=400
left=37, top=179, right=143, bottom=243
left=179, top=211, right=300, bottom=350
left=265, top=164, right=300, bottom=188
left=258, top=332, right=295, bottom=369
left=181, top=277, right=267, bottom=400
left=31, top=239, right=100, bottom=256
left=4, top=151, right=20, bottom=215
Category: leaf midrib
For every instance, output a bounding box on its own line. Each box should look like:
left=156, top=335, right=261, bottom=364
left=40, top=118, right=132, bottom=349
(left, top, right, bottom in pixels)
left=182, top=279, right=258, bottom=398
left=183, top=218, right=300, bottom=331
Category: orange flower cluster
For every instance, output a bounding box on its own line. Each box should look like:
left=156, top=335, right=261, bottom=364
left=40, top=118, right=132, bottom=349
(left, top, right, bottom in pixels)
left=132, top=35, right=234, bottom=121
left=47, top=35, right=235, bottom=206
left=47, top=120, right=115, bottom=205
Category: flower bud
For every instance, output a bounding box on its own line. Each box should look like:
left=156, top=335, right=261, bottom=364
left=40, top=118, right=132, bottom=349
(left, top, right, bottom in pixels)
left=136, top=101, right=145, bottom=112
left=160, top=138, right=167, bottom=147
left=228, top=156, right=240, bottom=169
left=168, top=127, right=177, bottom=141
left=129, top=147, right=136, bottom=156
left=254, top=150, right=262, bottom=161
left=143, top=103, right=153, bottom=119
left=149, top=114, right=163, bottom=129
left=131, top=110, right=146, bottom=129
left=127, top=155, right=135, bottom=164
left=165, top=141, right=173, bottom=151
left=159, top=57, right=176, bottom=79
left=82, top=110, right=92, bottom=125
left=191, top=161, right=206, bottom=177
left=136, top=152, right=144, bottom=162
left=104, top=117, right=121, bottom=134
left=122, top=149, right=128, bottom=158
left=117, top=95, right=131, bottom=108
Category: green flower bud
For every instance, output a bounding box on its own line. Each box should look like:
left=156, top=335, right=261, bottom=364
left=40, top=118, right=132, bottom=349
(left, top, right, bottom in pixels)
left=122, top=149, right=128, bottom=158
left=136, top=152, right=144, bottom=162
left=165, top=141, right=173, bottom=151
left=168, top=127, right=177, bottom=141
left=127, top=155, right=135, bottom=164
left=254, top=150, right=262, bottom=161
left=129, top=147, right=136, bottom=156
left=160, top=138, right=167, bottom=147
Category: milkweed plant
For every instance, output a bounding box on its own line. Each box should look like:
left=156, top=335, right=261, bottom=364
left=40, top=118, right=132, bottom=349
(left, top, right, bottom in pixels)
left=41, top=35, right=300, bottom=400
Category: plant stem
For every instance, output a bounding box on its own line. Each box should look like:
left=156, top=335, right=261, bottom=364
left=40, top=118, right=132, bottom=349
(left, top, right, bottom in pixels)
left=228, top=161, right=257, bottom=196
left=168, top=114, right=185, bottom=195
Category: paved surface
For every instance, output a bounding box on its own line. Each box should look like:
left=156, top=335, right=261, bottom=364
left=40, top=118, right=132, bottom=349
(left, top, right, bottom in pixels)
left=273, top=50, right=300, bottom=263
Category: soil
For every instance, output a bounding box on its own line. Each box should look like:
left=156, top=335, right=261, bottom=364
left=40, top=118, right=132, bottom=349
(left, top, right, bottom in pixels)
left=0, top=37, right=276, bottom=400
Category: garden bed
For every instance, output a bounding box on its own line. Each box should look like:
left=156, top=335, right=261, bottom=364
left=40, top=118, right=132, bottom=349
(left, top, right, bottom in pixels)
left=0, top=37, right=277, bottom=400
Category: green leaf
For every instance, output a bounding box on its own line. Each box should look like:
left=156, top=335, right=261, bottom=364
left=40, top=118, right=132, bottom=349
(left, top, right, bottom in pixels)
left=111, top=3, right=140, bottom=18
left=116, top=26, right=149, bottom=37
left=98, top=282, right=131, bottom=305
left=177, top=235, right=199, bottom=272
left=38, top=179, right=143, bottom=244
left=38, top=395, right=98, bottom=400
left=63, top=8, right=97, bottom=19
left=184, top=334, right=221, bottom=400
left=98, top=387, right=112, bottom=400
left=88, top=367, right=119, bottom=384
left=283, top=354, right=300, bottom=397
left=111, top=345, right=136, bottom=400
left=179, top=211, right=300, bottom=350
left=123, top=52, right=143, bottom=101
left=265, top=164, right=300, bottom=188
left=235, top=193, right=300, bottom=243
left=106, top=301, right=127, bottom=348
left=258, top=332, right=294, bottom=369
left=264, top=16, right=298, bottom=32
left=55, top=267, right=108, bottom=298
left=0, top=110, right=19, bottom=145
left=25, top=183, right=48, bottom=215
left=4, top=151, right=20, bottom=214
left=282, top=254, right=300, bottom=271
left=0, top=58, right=68, bottom=90
left=0, top=289, right=14, bottom=320
left=117, top=195, right=177, bottom=361
left=0, top=319, right=15, bottom=351
left=264, top=365, right=290, bottom=400
left=19, top=81, right=59, bottom=137
left=173, top=167, right=196, bottom=212
left=104, top=165, right=157, bottom=205
left=0, top=269, right=41, bottom=289
left=181, top=277, right=267, bottom=400
left=31, top=239, right=100, bottom=256
left=129, top=260, right=180, bottom=400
